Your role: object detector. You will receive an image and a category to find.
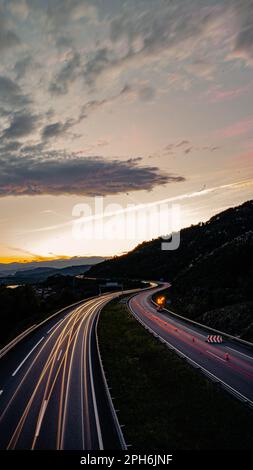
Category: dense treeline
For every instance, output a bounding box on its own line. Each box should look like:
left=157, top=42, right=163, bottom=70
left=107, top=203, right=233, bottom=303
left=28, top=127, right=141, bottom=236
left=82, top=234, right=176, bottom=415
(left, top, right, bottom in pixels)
left=170, top=231, right=253, bottom=340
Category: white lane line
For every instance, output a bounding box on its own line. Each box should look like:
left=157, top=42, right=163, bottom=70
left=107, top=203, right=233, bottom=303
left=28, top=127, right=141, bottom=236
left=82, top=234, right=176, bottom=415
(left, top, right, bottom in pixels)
left=88, top=313, right=104, bottom=450
left=0, top=390, right=3, bottom=396
left=35, top=400, right=48, bottom=437
left=57, top=350, right=62, bottom=362
left=226, top=347, right=253, bottom=361
left=205, top=350, right=227, bottom=362
left=129, top=304, right=253, bottom=407
left=47, top=318, right=64, bottom=334
left=12, top=337, right=45, bottom=377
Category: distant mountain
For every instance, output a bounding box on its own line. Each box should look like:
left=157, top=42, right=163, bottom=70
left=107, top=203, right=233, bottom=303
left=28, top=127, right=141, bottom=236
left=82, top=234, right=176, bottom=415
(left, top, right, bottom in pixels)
left=0, top=264, right=94, bottom=284
left=0, top=256, right=107, bottom=277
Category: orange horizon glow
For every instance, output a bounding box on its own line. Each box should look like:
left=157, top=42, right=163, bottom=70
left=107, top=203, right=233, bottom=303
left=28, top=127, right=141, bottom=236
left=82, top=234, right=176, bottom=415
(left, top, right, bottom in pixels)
left=0, top=255, right=72, bottom=265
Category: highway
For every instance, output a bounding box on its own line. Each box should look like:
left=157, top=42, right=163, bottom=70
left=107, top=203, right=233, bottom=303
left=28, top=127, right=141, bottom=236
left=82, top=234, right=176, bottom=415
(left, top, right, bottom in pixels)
left=0, top=292, right=126, bottom=450
left=2, top=284, right=252, bottom=451
left=129, top=286, right=253, bottom=406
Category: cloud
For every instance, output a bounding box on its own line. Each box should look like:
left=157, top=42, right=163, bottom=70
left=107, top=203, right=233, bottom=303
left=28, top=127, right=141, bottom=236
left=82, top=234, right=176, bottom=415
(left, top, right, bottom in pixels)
left=220, top=117, right=253, bottom=138
left=207, top=85, right=251, bottom=103
left=7, top=0, right=29, bottom=21
left=185, top=59, right=215, bottom=79
left=83, top=47, right=112, bottom=86
left=0, top=153, right=185, bottom=197
left=79, top=82, right=155, bottom=121
left=0, top=76, right=31, bottom=108
left=41, top=119, right=76, bottom=140
left=0, top=8, right=21, bottom=51
left=83, top=1, right=227, bottom=85
left=163, top=140, right=220, bottom=157
left=45, top=82, right=152, bottom=141
left=49, top=51, right=81, bottom=95
left=176, top=140, right=190, bottom=148
left=1, top=111, right=40, bottom=139
left=14, top=56, right=34, bottom=80
left=45, top=0, right=97, bottom=30
left=231, top=0, right=253, bottom=63
left=0, top=140, right=22, bottom=153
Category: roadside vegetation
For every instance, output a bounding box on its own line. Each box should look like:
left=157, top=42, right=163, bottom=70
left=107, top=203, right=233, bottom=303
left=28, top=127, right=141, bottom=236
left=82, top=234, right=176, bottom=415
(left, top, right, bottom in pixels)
left=98, top=298, right=253, bottom=450
left=0, top=277, right=142, bottom=348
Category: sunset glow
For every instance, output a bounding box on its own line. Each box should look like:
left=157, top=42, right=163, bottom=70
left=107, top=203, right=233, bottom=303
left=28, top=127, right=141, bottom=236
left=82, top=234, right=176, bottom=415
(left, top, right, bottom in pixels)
left=0, top=0, right=252, bottom=263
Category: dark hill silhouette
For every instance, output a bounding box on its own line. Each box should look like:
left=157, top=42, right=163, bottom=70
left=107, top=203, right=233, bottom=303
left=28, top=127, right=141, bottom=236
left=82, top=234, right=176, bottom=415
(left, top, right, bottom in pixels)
left=89, top=200, right=253, bottom=282
left=89, top=200, right=253, bottom=340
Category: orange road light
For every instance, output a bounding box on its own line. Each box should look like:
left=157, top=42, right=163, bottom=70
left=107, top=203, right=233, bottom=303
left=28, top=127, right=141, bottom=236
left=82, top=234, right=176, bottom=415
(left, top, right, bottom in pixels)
left=156, top=296, right=166, bottom=306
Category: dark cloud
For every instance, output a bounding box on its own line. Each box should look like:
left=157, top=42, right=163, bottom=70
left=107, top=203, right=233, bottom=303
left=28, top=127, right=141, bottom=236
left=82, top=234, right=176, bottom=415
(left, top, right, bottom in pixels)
left=55, top=35, right=73, bottom=49
left=1, top=111, right=40, bottom=139
left=233, top=0, right=253, bottom=61
left=80, top=1, right=227, bottom=85
left=0, top=76, right=31, bottom=107
left=176, top=140, right=190, bottom=148
left=202, top=145, right=220, bottom=152
left=0, top=11, right=20, bottom=51
left=163, top=140, right=220, bottom=157
left=14, top=56, right=33, bottom=80
left=0, top=107, right=12, bottom=117
left=79, top=83, right=155, bottom=122
left=164, top=140, right=190, bottom=155
left=83, top=47, right=111, bottom=86
left=0, top=153, right=185, bottom=197
left=49, top=52, right=81, bottom=95
left=41, top=119, right=77, bottom=140
left=45, top=0, right=96, bottom=30
left=0, top=140, right=22, bottom=153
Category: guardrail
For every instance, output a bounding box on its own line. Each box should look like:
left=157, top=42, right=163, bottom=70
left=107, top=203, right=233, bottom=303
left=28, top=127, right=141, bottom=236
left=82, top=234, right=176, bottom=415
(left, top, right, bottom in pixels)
left=0, top=295, right=100, bottom=360
left=150, top=295, right=253, bottom=349
left=93, top=286, right=156, bottom=450
left=95, top=310, right=127, bottom=450
left=128, top=298, right=253, bottom=410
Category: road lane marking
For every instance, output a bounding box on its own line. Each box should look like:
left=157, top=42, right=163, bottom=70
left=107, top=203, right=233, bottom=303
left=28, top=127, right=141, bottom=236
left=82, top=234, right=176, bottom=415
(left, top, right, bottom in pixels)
left=35, top=400, right=48, bottom=438
left=12, top=337, right=45, bottom=377
left=205, top=350, right=227, bottom=362
left=57, top=350, right=62, bottom=362
left=47, top=318, right=64, bottom=334
left=226, top=347, right=253, bottom=361
left=129, top=302, right=253, bottom=407
left=0, top=390, right=3, bottom=396
left=88, top=310, right=104, bottom=450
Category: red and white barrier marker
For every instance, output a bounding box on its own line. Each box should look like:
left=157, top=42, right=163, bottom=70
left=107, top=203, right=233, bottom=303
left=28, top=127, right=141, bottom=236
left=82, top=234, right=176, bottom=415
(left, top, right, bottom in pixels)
left=207, top=335, right=223, bottom=344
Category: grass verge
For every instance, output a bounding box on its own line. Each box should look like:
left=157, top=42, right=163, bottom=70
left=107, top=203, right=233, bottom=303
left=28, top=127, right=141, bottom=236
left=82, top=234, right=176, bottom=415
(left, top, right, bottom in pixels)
left=98, top=298, right=253, bottom=450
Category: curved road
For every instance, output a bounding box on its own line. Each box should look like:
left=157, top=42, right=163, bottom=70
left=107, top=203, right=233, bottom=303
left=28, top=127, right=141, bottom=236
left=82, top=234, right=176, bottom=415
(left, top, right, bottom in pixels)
left=129, top=286, right=253, bottom=406
left=0, top=292, right=126, bottom=450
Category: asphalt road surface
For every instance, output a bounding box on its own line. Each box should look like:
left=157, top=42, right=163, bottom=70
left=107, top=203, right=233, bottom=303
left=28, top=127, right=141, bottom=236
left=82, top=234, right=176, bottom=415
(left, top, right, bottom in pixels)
left=129, top=286, right=253, bottom=406
left=0, top=293, right=125, bottom=450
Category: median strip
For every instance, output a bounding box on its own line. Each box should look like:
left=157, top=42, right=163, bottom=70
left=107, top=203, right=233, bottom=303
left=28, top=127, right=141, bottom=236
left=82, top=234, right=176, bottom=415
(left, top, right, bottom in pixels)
left=98, top=298, right=253, bottom=450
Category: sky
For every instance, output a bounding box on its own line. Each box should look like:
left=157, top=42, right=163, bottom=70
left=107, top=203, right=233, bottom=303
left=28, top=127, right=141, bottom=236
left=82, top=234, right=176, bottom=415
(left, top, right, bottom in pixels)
left=0, top=0, right=253, bottom=263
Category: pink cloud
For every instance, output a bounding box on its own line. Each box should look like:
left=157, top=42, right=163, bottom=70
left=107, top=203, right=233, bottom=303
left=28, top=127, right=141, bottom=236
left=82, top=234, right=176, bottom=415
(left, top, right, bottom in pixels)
left=207, top=85, right=250, bottom=104
left=220, top=118, right=253, bottom=138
